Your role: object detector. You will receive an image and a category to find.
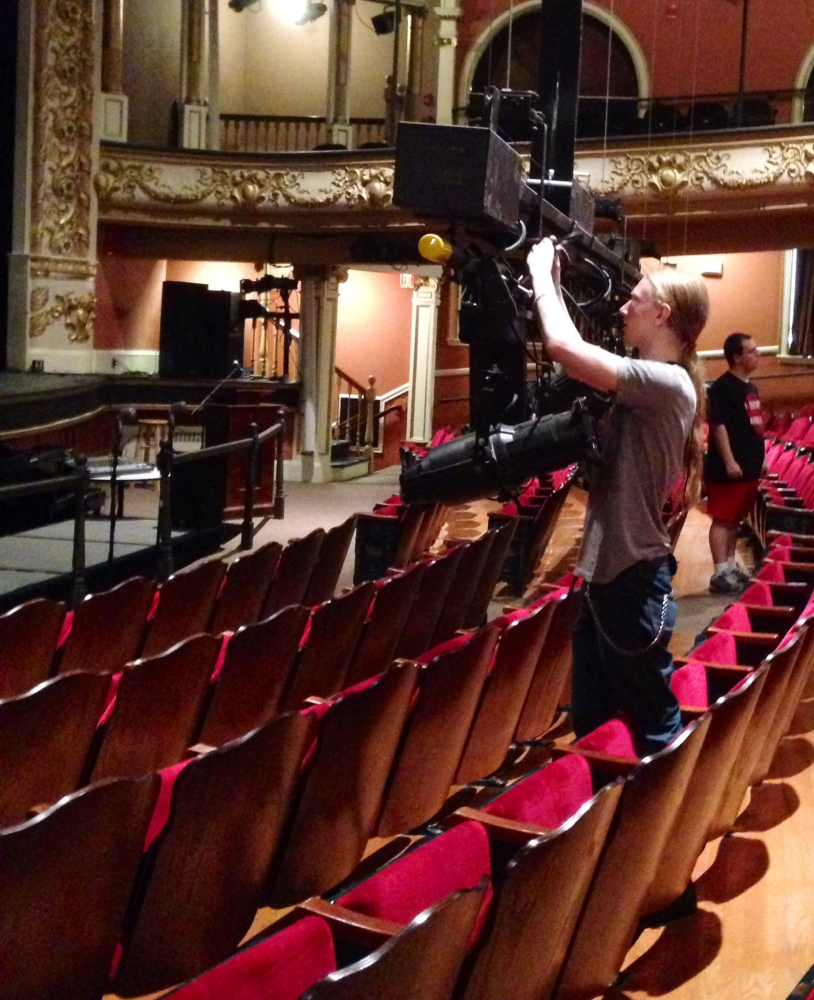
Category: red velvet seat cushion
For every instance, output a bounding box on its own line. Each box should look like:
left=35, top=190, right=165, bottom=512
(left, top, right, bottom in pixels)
left=168, top=916, right=336, bottom=1000
left=576, top=716, right=638, bottom=757
left=767, top=546, right=792, bottom=562
left=741, top=581, right=775, bottom=605
left=336, top=820, right=491, bottom=926
left=482, top=755, right=594, bottom=829
left=769, top=533, right=794, bottom=547
left=671, top=661, right=710, bottom=708
left=712, top=604, right=752, bottom=632
left=691, top=631, right=739, bottom=665
left=757, top=561, right=786, bottom=583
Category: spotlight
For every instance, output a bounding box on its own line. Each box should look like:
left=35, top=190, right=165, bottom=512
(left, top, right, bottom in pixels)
left=295, top=1, right=327, bottom=23
left=400, top=401, right=600, bottom=506
left=372, top=10, right=396, bottom=34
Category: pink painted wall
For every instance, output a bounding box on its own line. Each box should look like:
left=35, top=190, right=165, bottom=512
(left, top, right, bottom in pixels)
left=95, top=257, right=166, bottom=350
left=335, top=270, right=413, bottom=395
left=458, top=1, right=814, bottom=99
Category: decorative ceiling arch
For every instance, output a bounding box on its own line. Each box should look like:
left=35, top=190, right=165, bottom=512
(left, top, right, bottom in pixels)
left=457, top=2, right=651, bottom=114
left=792, top=42, right=814, bottom=123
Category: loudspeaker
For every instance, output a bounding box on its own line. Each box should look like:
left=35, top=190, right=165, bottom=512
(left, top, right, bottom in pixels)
left=159, top=281, right=243, bottom=379
left=170, top=455, right=227, bottom=530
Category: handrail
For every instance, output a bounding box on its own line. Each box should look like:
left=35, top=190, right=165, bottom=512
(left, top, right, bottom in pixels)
left=156, top=417, right=286, bottom=580
left=334, top=365, right=368, bottom=396
left=0, top=456, right=89, bottom=607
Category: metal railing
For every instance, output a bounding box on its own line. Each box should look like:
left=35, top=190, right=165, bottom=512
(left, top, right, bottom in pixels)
left=156, top=418, right=286, bottom=580
left=0, top=457, right=90, bottom=607
left=220, top=114, right=388, bottom=153
left=458, top=87, right=814, bottom=142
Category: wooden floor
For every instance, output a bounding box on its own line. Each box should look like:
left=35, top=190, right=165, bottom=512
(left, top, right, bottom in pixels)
left=113, top=482, right=814, bottom=1000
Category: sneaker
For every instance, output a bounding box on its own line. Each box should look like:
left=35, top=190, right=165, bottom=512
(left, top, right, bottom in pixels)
left=731, top=565, right=753, bottom=585
left=709, top=571, right=743, bottom=594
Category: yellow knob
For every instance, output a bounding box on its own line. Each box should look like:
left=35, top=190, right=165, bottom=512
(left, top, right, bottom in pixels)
left=418, top=233, right=453, bottom=263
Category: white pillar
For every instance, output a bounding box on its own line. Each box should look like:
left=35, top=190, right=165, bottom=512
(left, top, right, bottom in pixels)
left=326, top=0, right=355, bottom=148
left=9, top=0, right=98, bottom=374
left=293, top=268, right=345, bottom=482
left=434, top=0, right=460, bottom=125
left=178, top=0, right=209, bottom=148
left=406, top=277, right=441, bottom=443
left=100, top=0, right=128, bottom=141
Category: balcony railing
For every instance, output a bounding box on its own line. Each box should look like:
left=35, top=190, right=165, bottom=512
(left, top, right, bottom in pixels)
left=220, top=114, right=388, bottom=153
left=457, top=87, right=814, bottom=143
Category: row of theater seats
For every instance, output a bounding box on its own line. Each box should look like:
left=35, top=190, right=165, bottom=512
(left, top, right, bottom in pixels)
left=59, top=549, right=812, bottom=1000
left=0, top=513, right=362, bottom=702
left=0, top=560, right=582, bottom=997
left=747, top=409, right=814, bottom=540
left=0, top=520, right=532, bottom=829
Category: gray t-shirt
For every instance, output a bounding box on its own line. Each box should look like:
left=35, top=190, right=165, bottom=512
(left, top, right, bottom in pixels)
left=576, top=357, right=696, bottom=584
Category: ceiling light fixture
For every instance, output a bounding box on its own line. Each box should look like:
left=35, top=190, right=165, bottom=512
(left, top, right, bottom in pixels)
left=295, top=1, right=327, bottom=24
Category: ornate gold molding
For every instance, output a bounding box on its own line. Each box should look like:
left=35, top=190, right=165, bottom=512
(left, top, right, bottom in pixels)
left=31, top=0, right=95, bottom=259
left=30, top=287, right=96, bottom=342
left=580, top=137, right=814, bottom=198
left=94, top=155, right=394, bottom=217
left=30, top=255, right=97, bottom=281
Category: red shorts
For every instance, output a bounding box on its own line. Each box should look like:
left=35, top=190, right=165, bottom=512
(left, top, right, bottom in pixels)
left=706, top=480, right=760, bottom=524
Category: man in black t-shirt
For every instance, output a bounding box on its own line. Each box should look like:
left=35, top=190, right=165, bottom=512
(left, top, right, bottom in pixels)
left=705, top=332, right=764, bottom=593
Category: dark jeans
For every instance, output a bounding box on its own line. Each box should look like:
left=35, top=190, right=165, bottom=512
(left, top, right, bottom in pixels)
left=571, top=555, right=683, bottom=757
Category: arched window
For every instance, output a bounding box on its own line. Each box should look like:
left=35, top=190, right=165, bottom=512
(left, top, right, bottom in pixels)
left=470, top=12, right=640, bottom=138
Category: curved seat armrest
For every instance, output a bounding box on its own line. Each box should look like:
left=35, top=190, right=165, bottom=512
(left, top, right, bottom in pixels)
left=296, top=898, right=404, bottom=948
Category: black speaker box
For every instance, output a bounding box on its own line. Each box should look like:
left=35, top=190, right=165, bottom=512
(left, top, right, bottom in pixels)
left=393, top=122, right=522, bottom=231
left=159, top=281, right=243, bottom=379
left=170, top=455, right=227, bottom=531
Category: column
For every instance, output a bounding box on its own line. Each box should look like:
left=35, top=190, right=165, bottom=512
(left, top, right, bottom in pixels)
left=405, top=7, right=426, bottom=122
left=406, top=277, right=441, bottom=443
left=8, top=0, right=98, bottom=374
left=434, top=0, right=460, bottom=125
left=294, top=267, right=346, bottom=482
left=100, top=0, right=128, bottom=141
left=326, top=0, right=355, bottom=148
left=178, top=0, right=209, bottom=149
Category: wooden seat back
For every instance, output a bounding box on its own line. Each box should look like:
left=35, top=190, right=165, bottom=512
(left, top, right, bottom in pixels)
left=305, top=884, right=487, bottom=1000
left=199, top=604, right=310, bottom=747
left=0, top=774, right=159, bottom=1000
left=344, top=562, right=426, bottom=688
left=430, top=533, right=494, bottom=647
left=303, top=515, right=358, bottom=606
left=262, top=527, right=326, bottom=618
left=283, top=581, right=377, bottom=708
left=141, top=558, right=227, bottom=659
left=462, top=521, right=517, bottom=629
left=209, top=540, right=282, bottom=634
left=456, top=601, right=555, bottom=784
left=0, top=597, right=65, bottom=699
left=514, top=588, right=580, bottom=742
left=460, top=780, right=623, bottom=1000
left=393, top=546, right=465, bottom=661
left=113, top=712, right=314, bottom=996
left=270, top=662, right=420, bottom=907
left=59, top=576, right=156, bottom=676
left=644, top=664, right=767, bottom=915
left=0, top=671, right=110, bottom=827
left=554, top=716, right=710, bottom=999
left=90, top=632, right=223, bottom=783
left=376, top=626, right=499, bottom=837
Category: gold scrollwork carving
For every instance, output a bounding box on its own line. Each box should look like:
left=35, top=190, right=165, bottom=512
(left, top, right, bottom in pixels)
left=31, top=0, right=94, bottom=259
left=30, top=256, right=97, bottom=281
left=95, top=158, right=394, bottom=213
left=597, top=141, right=814, bottom=197
left=29, top=287, right=96, bottom=342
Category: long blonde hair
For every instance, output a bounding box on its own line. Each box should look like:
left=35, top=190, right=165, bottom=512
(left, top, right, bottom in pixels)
left=646, top=268, right=710, bottom=508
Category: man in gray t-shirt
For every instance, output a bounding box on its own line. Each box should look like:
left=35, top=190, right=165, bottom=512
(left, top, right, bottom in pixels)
left=528, top=239, right=708, bottom=754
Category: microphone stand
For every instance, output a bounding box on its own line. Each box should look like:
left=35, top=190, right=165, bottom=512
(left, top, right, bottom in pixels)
left=108, top=407, right=137, bottom=563
left=188, top=361, right=243, bottom=416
